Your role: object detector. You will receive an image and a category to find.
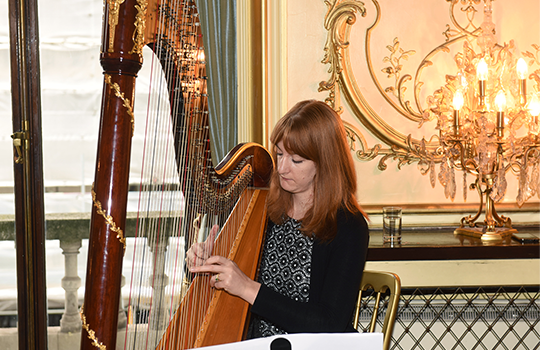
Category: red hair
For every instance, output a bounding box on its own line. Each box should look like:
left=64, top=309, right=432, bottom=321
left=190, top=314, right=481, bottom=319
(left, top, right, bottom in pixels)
left=266, top=100, right=365, bottom=242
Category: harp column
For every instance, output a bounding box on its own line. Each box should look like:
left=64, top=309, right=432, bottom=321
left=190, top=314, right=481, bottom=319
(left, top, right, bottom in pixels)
left=80, top=1, right=145, bottom=350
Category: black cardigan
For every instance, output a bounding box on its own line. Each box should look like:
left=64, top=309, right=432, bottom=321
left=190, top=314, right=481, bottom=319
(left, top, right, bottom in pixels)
left=250, top=208, right=369, bottom=334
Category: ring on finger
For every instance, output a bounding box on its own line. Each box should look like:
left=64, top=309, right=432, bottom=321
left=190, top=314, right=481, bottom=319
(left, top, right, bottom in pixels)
left=215, top=273, right=220, bottom=282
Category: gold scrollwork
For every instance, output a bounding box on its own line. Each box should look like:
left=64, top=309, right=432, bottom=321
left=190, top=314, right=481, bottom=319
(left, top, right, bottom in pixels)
left=320, top=0, right=367, bottom=114
left=381, top=37, right=417, bottom=103
left=80, top=304, right=106, bottom=350
left=129, top=0, right=148, bottom=55
left=343, top=121, right=443, bottom=171
left=104, top=74, right=135, bottom=136
left=320, top=0, right=441, bottom=171
left=320, top=0, right=481, bottom=170
left=107, top=0, right=126, bottom=53
left=91, top=184, right=127, bottom=252
left=524, top=44, right=540, bottom=84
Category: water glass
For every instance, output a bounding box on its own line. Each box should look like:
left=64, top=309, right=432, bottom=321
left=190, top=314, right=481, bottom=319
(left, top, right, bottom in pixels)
left=383, top=207, right=402, bottom=245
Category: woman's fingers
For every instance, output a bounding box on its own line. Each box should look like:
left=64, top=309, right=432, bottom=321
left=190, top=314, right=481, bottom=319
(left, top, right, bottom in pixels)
left=191, top=258, right=238, bottom=288
left=191, top=255, right=228, bottom=272
left=191, top=255, right=206, bottom=268
left=204, top=255, right=227, bottom=265
left=186, top=243, right=208, bottom=269
left=190, top=256, right=260, bottom=304
left=204, top=225, right=219, bottom=251
left=185, top=224, right=221, bottom=270
left=186, top=226, right=219, bottom=270
left=190, top=256, right=230, bottom=283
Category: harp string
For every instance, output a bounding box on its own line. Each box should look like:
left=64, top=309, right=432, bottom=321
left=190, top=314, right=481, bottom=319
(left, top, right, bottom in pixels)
left=123, top=1, right=252, bottom=349
left=123, top=1, right=262, bottom=349
left=126, top=0, right=191, bottom=348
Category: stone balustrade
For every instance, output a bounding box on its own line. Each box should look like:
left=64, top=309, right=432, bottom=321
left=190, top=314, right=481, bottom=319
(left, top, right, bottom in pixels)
left=0, top=213, right=139, bottom=350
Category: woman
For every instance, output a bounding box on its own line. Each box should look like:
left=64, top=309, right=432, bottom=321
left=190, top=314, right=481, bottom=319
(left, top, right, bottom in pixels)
left=189, top=99, right=369, bottom=337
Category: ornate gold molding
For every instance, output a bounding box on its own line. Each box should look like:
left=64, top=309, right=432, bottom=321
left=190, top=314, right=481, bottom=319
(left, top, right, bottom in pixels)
left=320, top=0, right=445, bottom=171
left=322, top=0, right=540, bottom=216
left=320, top=0, right=367, bottom=115
left=107, top=0, right=126, bottom=53
left=321, top=0, right=540, bottom=181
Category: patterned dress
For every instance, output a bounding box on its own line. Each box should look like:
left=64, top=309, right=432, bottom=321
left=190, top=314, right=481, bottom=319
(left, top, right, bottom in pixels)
left=248, top=217, right=314, bottom=337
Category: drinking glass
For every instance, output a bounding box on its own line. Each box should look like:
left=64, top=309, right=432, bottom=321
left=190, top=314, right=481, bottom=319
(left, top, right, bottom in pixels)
left=382, top=207, right=402, bottom=245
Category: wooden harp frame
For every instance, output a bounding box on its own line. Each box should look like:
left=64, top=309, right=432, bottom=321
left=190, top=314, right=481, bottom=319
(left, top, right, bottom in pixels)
left=80, top=1, right=273, bottom=350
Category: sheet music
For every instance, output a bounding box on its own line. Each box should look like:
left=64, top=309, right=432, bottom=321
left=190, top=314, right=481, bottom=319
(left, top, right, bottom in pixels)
left=194, top=332, right=383, bottom=350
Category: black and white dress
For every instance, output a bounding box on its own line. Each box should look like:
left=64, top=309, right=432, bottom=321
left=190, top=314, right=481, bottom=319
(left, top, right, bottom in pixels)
left=248, top=217, right=314, bottom=337
left=248, top=208, right=369, bottom=337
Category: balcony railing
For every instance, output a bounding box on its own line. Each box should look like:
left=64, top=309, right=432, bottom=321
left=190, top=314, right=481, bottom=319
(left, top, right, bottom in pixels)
left=0, top=208, right=539, bottom=350
left=0, top=213, right=134, bottom=350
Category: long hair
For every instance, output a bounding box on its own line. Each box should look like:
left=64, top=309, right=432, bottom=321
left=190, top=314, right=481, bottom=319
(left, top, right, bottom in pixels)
left=266, top=100, right=365, bottom=242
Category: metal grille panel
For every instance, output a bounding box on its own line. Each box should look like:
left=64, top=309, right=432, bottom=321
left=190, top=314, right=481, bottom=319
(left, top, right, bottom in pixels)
left=356, top=286, right=540, bottom=350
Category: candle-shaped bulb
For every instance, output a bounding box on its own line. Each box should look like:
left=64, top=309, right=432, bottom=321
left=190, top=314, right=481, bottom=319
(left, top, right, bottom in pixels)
left=452, top=90, right=464, bottom=136
left=460, top=74, right=468, bottom=88
left=477, top=58, right=488, bottom=108
left=495, top=90, right=506, bottom=112
left=528, top=93, right=540, bottom=117
left=517, top=58, right=528, bottom=79
left=453, top=90, right=464, bottom=111
left=477, top=58, right=488, bottom=81
left=529, top=94, right=540, bottom=135
left=517, top=58, right=528, bottom=106
left=197, top=49, right=205, bottom=62
left=495, top=90, right=505, bottom=138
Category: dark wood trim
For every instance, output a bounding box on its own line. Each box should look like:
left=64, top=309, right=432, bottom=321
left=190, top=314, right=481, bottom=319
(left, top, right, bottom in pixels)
left=8, top=0, right=48, bottom=348
left=367, top=225, right=540, bottom=261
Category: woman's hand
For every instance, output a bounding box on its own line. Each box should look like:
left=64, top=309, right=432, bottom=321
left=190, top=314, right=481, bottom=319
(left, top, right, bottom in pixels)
left=190, top=256, right=261, bottom=305
left=185, top=224, right=219, bottom=270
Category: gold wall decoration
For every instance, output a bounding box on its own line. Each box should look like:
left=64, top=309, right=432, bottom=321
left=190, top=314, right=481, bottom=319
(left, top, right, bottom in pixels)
left=320, top=0, right=540, bottom=238
left=320, top=0, right=443, bottom=171
left=320, top=0, right=540, bottom=175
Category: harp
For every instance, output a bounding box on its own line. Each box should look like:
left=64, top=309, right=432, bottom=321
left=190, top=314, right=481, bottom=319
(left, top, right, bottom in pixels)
left=80, top=1, right=273, bottom=350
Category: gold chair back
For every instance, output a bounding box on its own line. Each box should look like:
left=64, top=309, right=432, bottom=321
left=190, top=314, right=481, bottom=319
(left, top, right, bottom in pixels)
left=353, top=270, right=401, bottom=350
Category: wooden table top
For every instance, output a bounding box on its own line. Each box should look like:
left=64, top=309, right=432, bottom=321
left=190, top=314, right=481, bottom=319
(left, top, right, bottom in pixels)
left=367, top=225, right=540, bottom=261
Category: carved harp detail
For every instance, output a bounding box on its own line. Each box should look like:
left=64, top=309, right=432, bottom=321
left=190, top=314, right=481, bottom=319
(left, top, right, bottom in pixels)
left=129, top=0, right=147, bottom=55
left=104, top=74, right=135, bottom=135
left=107, top=0, right=126, bottom=53
left=81, top=1, right=273, bottom=350
left=90, top=184, right=126, bottom=251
